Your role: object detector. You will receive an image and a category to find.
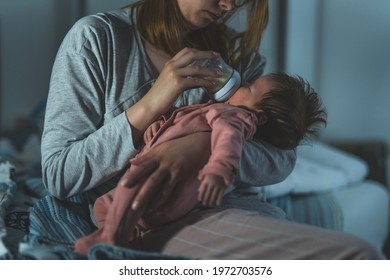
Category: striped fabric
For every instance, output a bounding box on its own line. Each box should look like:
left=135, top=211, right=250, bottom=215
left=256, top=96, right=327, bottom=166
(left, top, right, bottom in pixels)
left=28, top=193, right=97, bottom=248
left=23, top=190, right=182, bottom=259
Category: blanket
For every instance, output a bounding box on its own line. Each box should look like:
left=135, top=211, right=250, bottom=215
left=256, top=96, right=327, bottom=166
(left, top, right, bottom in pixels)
left=0, top=161, right=17, bottom=256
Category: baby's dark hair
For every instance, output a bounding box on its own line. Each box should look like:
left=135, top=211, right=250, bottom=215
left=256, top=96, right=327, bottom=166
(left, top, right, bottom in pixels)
left=254, top=72, right=327, bottom=149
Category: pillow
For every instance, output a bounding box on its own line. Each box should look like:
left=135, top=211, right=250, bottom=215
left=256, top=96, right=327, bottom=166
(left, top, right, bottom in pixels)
left=256, top=142, right=369, bottom=198
left=297, top=142, right=369, bottom=184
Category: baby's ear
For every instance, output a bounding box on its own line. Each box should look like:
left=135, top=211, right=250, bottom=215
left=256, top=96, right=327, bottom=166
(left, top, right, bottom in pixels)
left=256, top=110, right=268, bottom=125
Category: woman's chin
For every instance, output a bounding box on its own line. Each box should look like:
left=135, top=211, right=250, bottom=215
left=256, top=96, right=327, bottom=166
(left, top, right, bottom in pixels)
left=187, top=19, right=212, bottom=30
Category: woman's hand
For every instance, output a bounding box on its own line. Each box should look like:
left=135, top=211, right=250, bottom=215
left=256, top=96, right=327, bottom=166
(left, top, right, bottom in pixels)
left=147, top=48, right=222, bottom=114
left=121, top=132, right=211, bottom=211
left=126, top=48, right=221, bottom=144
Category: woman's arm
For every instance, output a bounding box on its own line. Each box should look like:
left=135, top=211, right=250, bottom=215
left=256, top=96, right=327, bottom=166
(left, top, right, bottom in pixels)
left=41, top=24, right=138, bottom=199
left=237, top=140, right=297, bottom=187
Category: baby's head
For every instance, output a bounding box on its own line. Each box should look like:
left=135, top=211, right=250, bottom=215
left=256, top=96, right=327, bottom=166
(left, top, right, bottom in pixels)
left=227, top=72, right=327, bottom=149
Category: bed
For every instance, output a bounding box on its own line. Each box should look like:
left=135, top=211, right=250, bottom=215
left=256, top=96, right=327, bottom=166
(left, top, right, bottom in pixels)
left=1, top=101, right=389, bottom=259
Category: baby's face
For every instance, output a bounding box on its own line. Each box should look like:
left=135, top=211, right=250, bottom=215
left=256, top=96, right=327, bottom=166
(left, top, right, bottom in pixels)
left=226, top=76, right=274, bottom=109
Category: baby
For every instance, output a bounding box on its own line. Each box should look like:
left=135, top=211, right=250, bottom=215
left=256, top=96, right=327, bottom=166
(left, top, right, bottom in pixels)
left=75, top=72, right=327, bottom=255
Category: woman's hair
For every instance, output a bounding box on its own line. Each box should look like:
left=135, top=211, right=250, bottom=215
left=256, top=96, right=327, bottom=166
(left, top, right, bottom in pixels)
left=254, top=73, right=328, bottom=150
left=126, top=0, right=268, bottom=70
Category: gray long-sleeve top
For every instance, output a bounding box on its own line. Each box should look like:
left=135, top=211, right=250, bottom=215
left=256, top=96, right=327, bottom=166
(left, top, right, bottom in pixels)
left=41, top=7, right=296, bottom=199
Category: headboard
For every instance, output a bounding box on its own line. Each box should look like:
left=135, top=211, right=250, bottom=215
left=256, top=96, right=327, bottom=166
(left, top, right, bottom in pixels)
left=329, top=140, right=389, bottom=187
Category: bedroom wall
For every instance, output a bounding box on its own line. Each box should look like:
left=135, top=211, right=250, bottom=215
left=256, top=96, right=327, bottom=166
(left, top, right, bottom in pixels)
left=283, top=0, right=390, bottom=185
left=0, top=0, right=82, bottom=132
left=0, top=2, right=134, bottom=133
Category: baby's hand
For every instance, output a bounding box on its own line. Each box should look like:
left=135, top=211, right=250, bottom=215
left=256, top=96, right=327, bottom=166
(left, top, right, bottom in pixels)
left=144, top=119, right=164, bottom=143
left=198, top=174, right=227, bottom=206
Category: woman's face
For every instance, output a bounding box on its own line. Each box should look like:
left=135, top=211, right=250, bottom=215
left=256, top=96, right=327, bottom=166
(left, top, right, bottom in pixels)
left=177, top=0, right=237, bottom=29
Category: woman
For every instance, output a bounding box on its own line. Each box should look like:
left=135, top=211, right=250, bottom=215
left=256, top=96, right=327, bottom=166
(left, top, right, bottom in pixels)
left=37, top=0, right=382, bottom=259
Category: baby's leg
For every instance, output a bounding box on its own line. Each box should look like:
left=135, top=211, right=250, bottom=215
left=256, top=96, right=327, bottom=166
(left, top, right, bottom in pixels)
left=141, top=175, right=200, bottom=227
left=74, top=167, right=145, bottom=256
left=93, top=189, right=115, bottom=228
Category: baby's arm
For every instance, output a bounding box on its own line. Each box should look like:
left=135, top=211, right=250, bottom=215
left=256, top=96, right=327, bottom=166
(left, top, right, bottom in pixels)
left=143, top=107, right=178, bottom=143
left=198, top=174, right=226, bottom=206
left=198, top=107, right=257, bottom=205
left=143, top=119, right=165, bottom=143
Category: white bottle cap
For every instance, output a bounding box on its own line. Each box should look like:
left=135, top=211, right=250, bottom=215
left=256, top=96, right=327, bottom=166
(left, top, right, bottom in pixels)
left=212, top=69, right=241, bottom=102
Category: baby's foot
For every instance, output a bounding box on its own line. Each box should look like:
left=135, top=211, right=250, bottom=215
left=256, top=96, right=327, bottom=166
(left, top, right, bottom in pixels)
left=74, top=227, right=114, bottom=256
left=74, top=226, right=143, bottom=256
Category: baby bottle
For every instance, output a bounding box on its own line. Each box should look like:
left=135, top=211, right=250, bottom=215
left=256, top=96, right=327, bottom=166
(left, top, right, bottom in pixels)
left=191, top=57, right=241, bottom=102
